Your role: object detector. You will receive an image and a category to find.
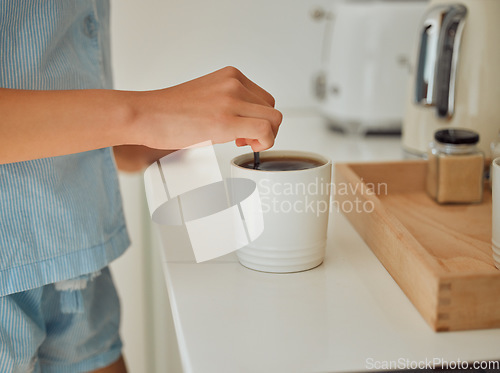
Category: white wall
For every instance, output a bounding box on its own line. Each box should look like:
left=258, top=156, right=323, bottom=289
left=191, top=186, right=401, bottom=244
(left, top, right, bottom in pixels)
left=110, top=0, right=326, bottom=109
left=109, top=1, right=327, bottom=372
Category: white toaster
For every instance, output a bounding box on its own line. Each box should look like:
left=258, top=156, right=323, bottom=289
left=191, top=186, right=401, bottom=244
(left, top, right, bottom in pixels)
left=314, top=0, right=428, bottom=134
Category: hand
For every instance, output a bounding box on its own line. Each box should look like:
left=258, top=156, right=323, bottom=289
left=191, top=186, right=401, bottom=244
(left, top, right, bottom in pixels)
left=129, top=66, right=283, bottom=152
left=0, top=67, right=282, bottom=164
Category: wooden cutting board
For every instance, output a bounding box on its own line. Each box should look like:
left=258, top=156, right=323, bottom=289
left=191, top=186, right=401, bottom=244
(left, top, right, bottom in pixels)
left=335, top=160, right=498, bottom=332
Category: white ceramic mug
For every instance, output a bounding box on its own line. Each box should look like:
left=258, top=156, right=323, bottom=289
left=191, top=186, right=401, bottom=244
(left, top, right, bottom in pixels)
left=492, top=157, right=500, bottom=269
left=230, top=150, right=332, bottom=273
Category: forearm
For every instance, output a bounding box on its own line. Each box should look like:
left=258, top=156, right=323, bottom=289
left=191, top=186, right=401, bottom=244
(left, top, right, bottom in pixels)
left=0, top=88, right=137, bottom=164
left=113, top=145, right=174, bottom=172
left=0, top=67, right=283, bottom=165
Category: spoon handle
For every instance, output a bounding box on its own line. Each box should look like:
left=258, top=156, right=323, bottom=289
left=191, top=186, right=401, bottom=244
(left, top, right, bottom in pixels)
left=253, top=152, right=260, bottom=170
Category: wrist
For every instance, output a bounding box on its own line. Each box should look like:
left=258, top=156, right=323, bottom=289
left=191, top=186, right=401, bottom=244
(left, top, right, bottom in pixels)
left=109, top=90, right=145, bottom=146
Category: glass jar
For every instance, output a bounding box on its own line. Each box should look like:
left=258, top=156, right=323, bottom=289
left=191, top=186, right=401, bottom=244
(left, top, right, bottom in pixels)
left=426, top=129, right=484, bottom=204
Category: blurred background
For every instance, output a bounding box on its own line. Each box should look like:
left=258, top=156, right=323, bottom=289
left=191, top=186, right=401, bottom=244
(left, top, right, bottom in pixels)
left=107, top=0, right=432, bottom=371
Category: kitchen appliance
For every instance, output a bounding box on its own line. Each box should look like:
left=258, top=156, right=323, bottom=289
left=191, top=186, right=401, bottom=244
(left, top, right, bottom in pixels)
left=313, top=0, right=428, bottom=134
left=402, top=0, right=500, bottom=156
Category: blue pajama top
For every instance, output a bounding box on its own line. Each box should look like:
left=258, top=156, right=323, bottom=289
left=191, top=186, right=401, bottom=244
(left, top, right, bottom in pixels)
left=0, top=0, right=130, bottom=296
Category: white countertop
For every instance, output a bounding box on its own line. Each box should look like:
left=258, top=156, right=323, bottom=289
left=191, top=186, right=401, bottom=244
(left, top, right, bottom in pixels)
left=156, top=112, right=500, bottom=373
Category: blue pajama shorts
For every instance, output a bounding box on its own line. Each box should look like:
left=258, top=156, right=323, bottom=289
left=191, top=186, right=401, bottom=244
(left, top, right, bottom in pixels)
left=0, top=267, right=122, bottom=373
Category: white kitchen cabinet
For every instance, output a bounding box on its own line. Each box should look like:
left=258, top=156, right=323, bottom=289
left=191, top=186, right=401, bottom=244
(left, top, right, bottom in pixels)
left=110, top=173, right=183, bottom=373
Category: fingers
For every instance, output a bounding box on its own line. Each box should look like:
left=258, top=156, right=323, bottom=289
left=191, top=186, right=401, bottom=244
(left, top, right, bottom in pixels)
left=219, top=66, right=276, bottom=108
left=210, top=67, right=282, bottom=151
left=232, top=102, right=282, bottom=150
left=215, top=67, right=282, bottom=151
left=232, top=117, right=278, bottom=152
left=235, top=138, right=247, bottom=147
left=235, top=82, right=274, bottom=108
left=235, top=103, right=282, bottom=137
left=215, top=69, right=273, bottom=109
left=172, top=66, right=281, bottom=151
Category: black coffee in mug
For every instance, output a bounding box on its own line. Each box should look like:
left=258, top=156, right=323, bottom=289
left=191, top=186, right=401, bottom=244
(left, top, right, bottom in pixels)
left=239, top=156, right=324, bottom=171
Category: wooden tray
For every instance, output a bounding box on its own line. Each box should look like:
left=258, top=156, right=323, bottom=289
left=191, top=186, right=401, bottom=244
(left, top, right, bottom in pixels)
left=335, top=160, right=498, bottom=332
